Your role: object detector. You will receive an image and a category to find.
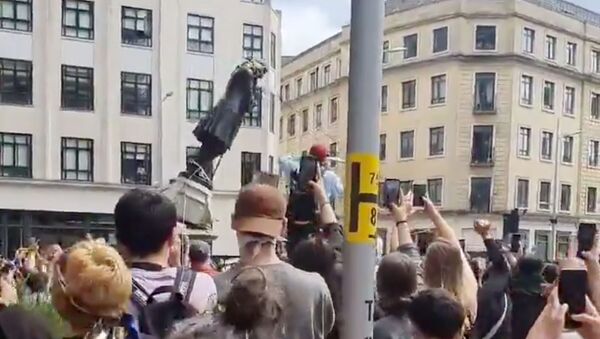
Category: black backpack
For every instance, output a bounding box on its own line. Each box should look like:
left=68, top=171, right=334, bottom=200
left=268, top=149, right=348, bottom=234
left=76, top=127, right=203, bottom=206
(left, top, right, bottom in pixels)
left=131, top=268, right=198, bottom=338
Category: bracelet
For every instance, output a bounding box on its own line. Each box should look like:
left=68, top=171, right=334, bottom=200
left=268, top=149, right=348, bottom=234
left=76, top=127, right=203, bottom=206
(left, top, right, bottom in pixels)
left=396, top=220, right=408, bottom=227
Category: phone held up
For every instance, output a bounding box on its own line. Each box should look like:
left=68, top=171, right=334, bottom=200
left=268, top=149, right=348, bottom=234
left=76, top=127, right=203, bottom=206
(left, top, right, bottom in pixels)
left=298, top=155, right=319, bottom=193
left=559, top=268, right=587, bottom=329
left=383, top=179, right=401, bottom=207
left=412, top=184, right=427, bottom=207
left=577, top=223, right=597, bottom=258
left=510, top=233, right=522, bottom=253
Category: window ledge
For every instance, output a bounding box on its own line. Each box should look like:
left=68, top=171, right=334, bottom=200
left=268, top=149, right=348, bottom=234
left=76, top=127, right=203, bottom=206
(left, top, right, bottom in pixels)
left=62, top=36, right=94, bottom=44
left=121, top=43, right=153, bottom=51
left=558, top=210, right=571, bottom=215
left=537, top=207, right=551, bottom=213
left=561, top=161, right=574, bottom=167
left=427, top=154, right=445, bottom=159
left=432, top=50, right=449, bottom=56
left=517, top=155, right=531, bottom=160
left=62, top=108, right=94, bottom=114
left=430, top=102, right=446, bottom=108
left=563, top=113, right=576, bottom=119
left=474, top=48, right=498, bottom=53
left=519, top=102, right=533, bottom=109
left=403, top=56, right=418, bottom=61
left=187, top=50, right=214, bottom=57
left=121, top=113, right=153, bottom=119
left=0, top=102, right=33, bottom=108
left=542, top=108, right=555, bottom=114
left=381, top=111, right=389, bottom=115
left=400, top=107, right=417, bottom=112
left=540, top=158, right=554, bottom=164
left=398, top=157, right=414, bottom=162
left=0, top=28, right=32, bottom=36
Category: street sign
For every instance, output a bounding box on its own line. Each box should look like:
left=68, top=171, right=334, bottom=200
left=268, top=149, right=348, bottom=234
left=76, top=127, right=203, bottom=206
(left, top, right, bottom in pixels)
left=344, top=153, right=379, bottom=244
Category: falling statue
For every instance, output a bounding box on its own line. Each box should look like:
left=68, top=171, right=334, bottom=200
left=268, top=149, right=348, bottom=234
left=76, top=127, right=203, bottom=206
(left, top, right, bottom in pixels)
left=180, top=59, right=268, bottom=189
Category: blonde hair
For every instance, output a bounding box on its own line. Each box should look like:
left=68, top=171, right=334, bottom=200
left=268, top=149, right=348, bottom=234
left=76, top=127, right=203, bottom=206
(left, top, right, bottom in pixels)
left=51, top=239, right=132, bottom=331
left=423, top=238, right=466, bottom=307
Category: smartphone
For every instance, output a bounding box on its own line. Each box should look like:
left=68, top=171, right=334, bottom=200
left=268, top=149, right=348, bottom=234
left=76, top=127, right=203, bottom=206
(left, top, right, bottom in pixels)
left=559, top=269, right=587, bottom=329
left=383, top=179, right=401, bottom=207
left=459, top=239, right=466, bottom=252
left=412, top=184, right=427, bottom=207
left=298, top=156, right=318, bottom=191
left=577, top=223, right=597, bottom=258
left=510, top=233, right=522, bottom=253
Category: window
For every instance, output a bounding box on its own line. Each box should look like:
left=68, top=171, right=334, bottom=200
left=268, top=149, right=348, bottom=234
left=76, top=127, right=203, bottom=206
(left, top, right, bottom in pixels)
left=283, top=84, right=290, bottom=101
left=243, top=24, right=263, bottom=59
left=269, top=93, right=275, bottom=133
left=121, top=6, right=152, bottom=47
left=241, top=152, right=261, bottom=186
left=518, top=127, right=531, bottom=157
left=302, top=109, right=308, bottom=132
left=475, top=25, right=496, bottom=50
left=566, top=42, right=577, bottom=66
left=400, top=130, right=414, bottom=159
left=0, top=132, right=31, bottom=178
left=560, top=184, right=571, bottom=212
left=296, top=78, right=302, bottom=97
left=470, top=177, right=492, bottom=213
left=428, top=178, right=443, bottom=206
left=61, top=137, right=93, bottom=181
left=523, top=28, right=535, bottom=53
left=589, top=140, right=600, bottom=167
left=336, top=58, right=342, bottom=77
left=288, top=114, right=295, bottom=136
left=429, top=127, right=444, bottom=156
left=431, top=75, right=446, bottom=104
left=517, top=179, right=529, bottom=208
left=330, top=97, right=338, bottom=123
left=0, top=58, right=32, bottom=105
left=541, top=131, right=554, bottom=161
left=433, top=26, right=448, bottom=53
left=187, top=15, right=214, bottom=54
left=545, top=35, right=556, bottom=60
left=535, top=231, right=550, bottom=260
left=587, top=187, right=598, bottom=213
left=323, top=65, right=331, bottom=85
left=472, top=125, right=494, bottom=165
left=279, top=117, right=283, bottom=140
left=270, top=33, right=276, bottom=68
left=562, top=136, right=573, bottom=164
left=186, top=79, right=213, bottom=121
left=403, top=34, right=418, bottom=59
left=62, top=0, right=94, bottom=39
left=564, top=86, right=575, bottom=115
left=474, top=72, right=495, bottom=112
left=400, top=181, right=413, bottom=196
left=556, top=232, right=570, bottom=259
left=121, top=142, right=151, bottom=185
left=520, top=75, right=533, bottom=105
left=382, top=40, right=389, bottom=63
left=539, top=181, right=551, bottom=210
left=309, top=70, right=318, bottom=91
left=379, top=134, right=386, bottom=161
left=121, top=72, right=151, bottom=116
left=186, top=146, right=213, bottom=179
left=61, top=65, right=93, bottom=111
left=592, top=50, right=600, bottom=73
left=315, top=104, right=322, bottom=129
left=0, top=0, right=32, bottom=32
left=543, top=81, right=555, bottom=110
left=402, top=80, right=416, bottom=109
left=243, top=87, right=262, bottom=127
left=381, top=85, right=388, bottom=112
left=329, top=143, right=338, bottom=167
left=592, top=93, right=600, bottom=120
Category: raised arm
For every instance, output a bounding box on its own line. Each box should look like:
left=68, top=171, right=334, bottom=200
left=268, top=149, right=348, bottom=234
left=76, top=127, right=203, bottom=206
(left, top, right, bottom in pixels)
left=474, top=219, right=507, bottom=271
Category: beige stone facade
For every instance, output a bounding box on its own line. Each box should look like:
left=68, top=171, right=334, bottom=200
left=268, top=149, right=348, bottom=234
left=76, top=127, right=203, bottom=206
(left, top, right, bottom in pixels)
left=279, top=0, right=600, bottom=257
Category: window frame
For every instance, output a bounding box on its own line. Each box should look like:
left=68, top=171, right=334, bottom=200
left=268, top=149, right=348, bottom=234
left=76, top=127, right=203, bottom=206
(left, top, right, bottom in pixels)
left=186, top=78, right=213, bottom=121
left=61, top=65, right=94, bottom=111
left=242, top=87, right=262, bottom=127
left=516, top=178, right=530, bottom=209
left=0, top=132, right=32, bottom=178
left=538, top=180, right=552, bottom=211
left=121, top=6, right=153, bottom=47
left=427, top=178, right=443, bottom=206
left=563, top=86, right=575, bottom=116
left=301, top=108, right=309, bottom=133
left=120, top=142, right=152, bottom=185
left=589, top=139, right=600, bottom=168
left=469, top=176, right=493, bottom=213
left=399, top=130, right=415, bottom=160
left=429, top=126, right=445, bottom=157
left=474, top=25, right=497, bottom=51
left=562, top=135, right=574, bottom=164
left=382, top=40, right=390, bottom=64
left=288, top=113, right=296, bottom=137
left=522, top=27, right=535, bottom=54
left=559, top=183, right=572, bottom=212
left=379, top=133, right=387, bottom=161
left=403, top=33, right=418, bottom=59
left=545, top=35, right=556, bottom=60
left=0, top=0, right=32, bottom=32
left=121, top=71, right=152, bottom=116
left=432, top=26, right=449, bottom=54
left=587, top=187, right=598, bottom=214
left=401, top=79, right=417, bottom=110
left=543, top=80, right=555, bottom=111
left=269, top=93, right=275, bottom=133
left=187, top=14, right=214, bottom=54
left=592, top=50, right=600, bottom=73
left=242, top=23, right=263, bottom=60
left=540, top=130, right=554, bottom=161
left=270, top=32, right=277, bottom=69
left=471, top=124, right=495, bottom=165
left=323, top=65, right=331, bottom=85
left=566, top=42, right=577, bottom=66
left=62, top=0, right=94, bottom=40
left=0, top=57, right=32, bottom=105
left=518, top=126, right=532, bottom=158
left=329, top=97, right=338, bottom=123
left=61, top=137, right=93, bottom=182
left=520, top=74, right=533, bottom=106
left=474, top=72, right=496, bottom=112
left=381, top=85, right=388, bottom=113
left=431, top=74, right=446, bottom=105
left=240, top=151, right=261, bottom=187
left=591, top=92, right=600, bottom=120
left=315, top=103, right=323, bottom=129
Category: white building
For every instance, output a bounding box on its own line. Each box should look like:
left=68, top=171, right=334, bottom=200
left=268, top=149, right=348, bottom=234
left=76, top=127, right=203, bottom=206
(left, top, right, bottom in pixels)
left=0, top=0, right=281, bottom=257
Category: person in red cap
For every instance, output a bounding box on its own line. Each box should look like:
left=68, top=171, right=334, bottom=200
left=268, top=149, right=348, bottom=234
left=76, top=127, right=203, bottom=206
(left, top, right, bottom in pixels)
left=309, top=144, right=330, bottom=164
left=308, top=144, right=343, bottom=210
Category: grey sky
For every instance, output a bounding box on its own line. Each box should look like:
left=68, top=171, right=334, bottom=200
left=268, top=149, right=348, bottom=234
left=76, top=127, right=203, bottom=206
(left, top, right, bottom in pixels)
left=272, top=0, right=600, bottom=56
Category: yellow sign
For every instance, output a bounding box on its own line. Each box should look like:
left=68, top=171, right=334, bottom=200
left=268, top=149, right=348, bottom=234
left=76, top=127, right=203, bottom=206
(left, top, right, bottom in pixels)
left=343, top=153, right=380, bottom=244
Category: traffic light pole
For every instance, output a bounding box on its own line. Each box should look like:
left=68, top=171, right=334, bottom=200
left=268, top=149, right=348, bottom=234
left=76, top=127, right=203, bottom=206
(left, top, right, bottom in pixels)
left=342, top=1, right=384, bottom=339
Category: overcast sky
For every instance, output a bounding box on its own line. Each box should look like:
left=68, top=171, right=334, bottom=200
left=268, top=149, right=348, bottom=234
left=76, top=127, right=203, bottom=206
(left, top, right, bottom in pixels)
left=272, top=0, right=600, bottom=56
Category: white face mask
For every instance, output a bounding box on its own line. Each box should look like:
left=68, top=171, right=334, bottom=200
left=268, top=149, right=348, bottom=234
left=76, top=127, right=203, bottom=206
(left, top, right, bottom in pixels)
left=237, top=233, right=276, bottom=259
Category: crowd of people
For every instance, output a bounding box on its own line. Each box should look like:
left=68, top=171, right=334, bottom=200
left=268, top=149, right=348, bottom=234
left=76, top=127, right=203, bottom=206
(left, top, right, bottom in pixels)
left=0, top=154, right=599, bottom=339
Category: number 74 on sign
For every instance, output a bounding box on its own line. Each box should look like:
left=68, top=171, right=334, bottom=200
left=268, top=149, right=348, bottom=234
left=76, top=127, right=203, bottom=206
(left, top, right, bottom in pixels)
left=344, top=153, right=380, bottom=245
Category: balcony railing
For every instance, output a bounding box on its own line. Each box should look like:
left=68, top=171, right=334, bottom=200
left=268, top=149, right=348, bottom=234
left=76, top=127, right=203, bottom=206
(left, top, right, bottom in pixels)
left=471, top=147, right=495, bottom=167
left=473, top=94, right=497, bottom=114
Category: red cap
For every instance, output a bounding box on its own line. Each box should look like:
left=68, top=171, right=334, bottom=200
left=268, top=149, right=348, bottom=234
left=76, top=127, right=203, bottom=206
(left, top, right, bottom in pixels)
left=309, top=144, right=329, bottom=162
